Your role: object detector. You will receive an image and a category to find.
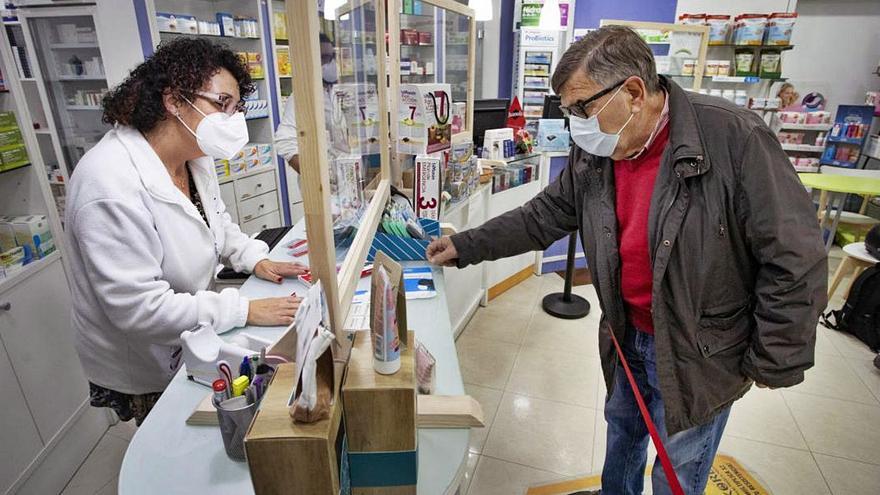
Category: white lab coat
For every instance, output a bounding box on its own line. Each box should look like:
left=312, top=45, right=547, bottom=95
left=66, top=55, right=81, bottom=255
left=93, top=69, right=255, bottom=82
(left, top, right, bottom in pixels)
left=65, top=126, right=269, bottom=394
left=274, top=87, right=337, bottom=165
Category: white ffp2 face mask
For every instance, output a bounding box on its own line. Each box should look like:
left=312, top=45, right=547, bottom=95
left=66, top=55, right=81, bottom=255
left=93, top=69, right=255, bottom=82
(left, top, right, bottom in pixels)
left=322, top=62, right=338, bottom=85
left=177, top=99, right=249, bottom=160
left=569, top=84, right=634, bottom=157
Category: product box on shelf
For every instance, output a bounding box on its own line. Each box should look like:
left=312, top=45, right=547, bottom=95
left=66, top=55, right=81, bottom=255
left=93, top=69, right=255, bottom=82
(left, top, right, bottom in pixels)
left=216, top=12, right=235, bottom=37
left=536, top=119, right=569, bottom=151
left=214, top=159, right=230, bottom=178
left=0, top=144, right=29, bottom=170
left=397, top=84, right=452, bottom=155
left=0, top=127, right=22, bottom=147
left=765, top=12, right=797, bottom=46
left=414, top=155, right=441, bottom=220
left=733, top=14, right=768, bottom=45
left=451, top=102, right=466, bottom=134
left=400, top=29, right=419, bottom=45
left=0, top=111, right=17, bottom=128
left=0, top=216, right=16, bottom=252
left=11, top=215, right=54, bottom=258
left=330, top=83, right=381, bottom=155
left=273, top=11, right=288, bottom=40
left=482, top=128, right=515, bottom=160
left=705, top=15, right=732, bottom=45
left=446, top=139, right=477, bottom=204
left=276, top=46, right=292, bottom=77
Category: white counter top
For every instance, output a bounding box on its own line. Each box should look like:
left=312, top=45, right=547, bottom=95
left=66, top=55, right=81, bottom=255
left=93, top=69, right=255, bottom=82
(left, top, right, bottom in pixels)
left=118, top=221, right=469, bottom=494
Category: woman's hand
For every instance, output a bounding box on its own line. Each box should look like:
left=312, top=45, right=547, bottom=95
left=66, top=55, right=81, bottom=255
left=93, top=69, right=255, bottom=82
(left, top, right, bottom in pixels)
left=247, top=296, right=302, bottom=326
left=254, top=259, right=309, bottom=284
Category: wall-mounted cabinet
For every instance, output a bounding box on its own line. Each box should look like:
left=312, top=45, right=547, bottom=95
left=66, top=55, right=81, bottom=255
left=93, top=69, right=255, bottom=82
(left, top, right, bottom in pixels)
left=0, top=14, right=110, bottom=493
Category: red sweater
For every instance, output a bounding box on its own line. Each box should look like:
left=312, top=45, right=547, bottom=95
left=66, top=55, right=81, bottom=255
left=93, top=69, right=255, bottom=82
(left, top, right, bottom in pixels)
left=614, top=123, right=670, bottom=334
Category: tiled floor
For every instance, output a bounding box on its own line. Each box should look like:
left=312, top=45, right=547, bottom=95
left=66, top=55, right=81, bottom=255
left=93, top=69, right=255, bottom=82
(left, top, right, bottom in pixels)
left=459, top=251, right=880, bottom=495
left=60, top=249, right=880, bottom=495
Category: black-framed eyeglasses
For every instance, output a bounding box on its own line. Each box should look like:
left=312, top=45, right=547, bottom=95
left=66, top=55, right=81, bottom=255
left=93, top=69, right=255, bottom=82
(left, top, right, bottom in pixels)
left=558, top=78, right=628, bottom=119
left=195, top=91, right=246, bottom=116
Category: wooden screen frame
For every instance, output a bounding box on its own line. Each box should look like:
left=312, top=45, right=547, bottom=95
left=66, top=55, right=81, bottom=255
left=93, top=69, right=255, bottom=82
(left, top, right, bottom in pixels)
left=599, top=19, right=710, bottom=90
left=387, top=0, right=476, bottom=185
left=285, top=0, right=391, bottom=351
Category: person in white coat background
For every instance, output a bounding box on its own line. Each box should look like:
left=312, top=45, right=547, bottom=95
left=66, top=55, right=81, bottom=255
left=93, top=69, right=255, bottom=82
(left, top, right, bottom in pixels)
left=275, top=33, right=338, bottom=174
left=65, top=38, right=307, bottom=425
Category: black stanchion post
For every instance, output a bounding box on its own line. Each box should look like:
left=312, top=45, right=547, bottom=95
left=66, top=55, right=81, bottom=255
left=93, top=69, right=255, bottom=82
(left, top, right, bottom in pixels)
left=541, top=232, right=590, bottom=319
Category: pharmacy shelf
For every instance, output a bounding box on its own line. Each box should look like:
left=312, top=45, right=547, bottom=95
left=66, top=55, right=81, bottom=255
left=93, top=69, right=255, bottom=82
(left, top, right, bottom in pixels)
left=670, top=75, right=787, bottom=84
left=65, top=105, right=102, bottom=111
left=48, top=179, right=65, bottom=186
left=57, top=75, right=106, bottom=81
left=793, top=165, right=820, bottom=173
left=820, top=159, right=858, bottom=168
left=158, top=31, right=260, bottom=41
left=34, top=128, right=52, bottom=135
left=49, top=42, right=99, bottom=49
left=708, top=44, right=795, bottom=51
left=827, top=136, right=864, bottom=146
left=781, top=144, right=824, bottom=153
left=0, top=251, right=61, bottom=295
left=777, top=123, right=832, bottom=131
left=0, top=162, right=31, bottom=175
left=217, top=164, right=275, bottom=185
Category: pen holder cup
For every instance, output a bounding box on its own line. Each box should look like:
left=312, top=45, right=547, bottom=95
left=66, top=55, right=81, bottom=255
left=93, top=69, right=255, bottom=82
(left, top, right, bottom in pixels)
left=215, top=398, right=257, bottom=461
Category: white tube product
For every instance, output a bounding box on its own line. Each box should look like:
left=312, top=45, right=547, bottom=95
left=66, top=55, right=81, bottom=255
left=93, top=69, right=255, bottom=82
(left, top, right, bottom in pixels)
left=372, top=265, right=401, bottom=374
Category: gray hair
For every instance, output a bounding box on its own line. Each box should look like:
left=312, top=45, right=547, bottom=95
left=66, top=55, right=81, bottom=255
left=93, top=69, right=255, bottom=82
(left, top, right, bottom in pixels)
left=551, top=26, right=660, bottom=95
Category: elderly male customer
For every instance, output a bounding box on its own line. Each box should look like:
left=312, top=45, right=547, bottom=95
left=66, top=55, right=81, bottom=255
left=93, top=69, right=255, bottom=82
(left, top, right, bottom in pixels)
left=427, top=26, right=827, bottom=495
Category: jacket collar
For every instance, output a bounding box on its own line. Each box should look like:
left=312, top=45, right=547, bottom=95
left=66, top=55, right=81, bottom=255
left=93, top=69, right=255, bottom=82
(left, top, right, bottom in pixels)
left=114, top=125, right=215, bottom=220
left=662, top=76, right=709, bottom=177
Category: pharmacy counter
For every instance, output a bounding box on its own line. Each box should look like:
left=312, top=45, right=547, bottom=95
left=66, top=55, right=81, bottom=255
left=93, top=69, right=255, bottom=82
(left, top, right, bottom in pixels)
left=118, top=221, right=469, bottom=495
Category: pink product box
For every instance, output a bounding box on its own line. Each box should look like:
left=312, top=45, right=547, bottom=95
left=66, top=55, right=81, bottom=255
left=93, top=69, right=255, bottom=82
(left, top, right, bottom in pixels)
left=804, top=111, right=831, bottom=124
left=795, top=157, right=819, bottom=167
left=777, top=131, right=804, bottom=144
left=778, top=111, right=805, bottom=124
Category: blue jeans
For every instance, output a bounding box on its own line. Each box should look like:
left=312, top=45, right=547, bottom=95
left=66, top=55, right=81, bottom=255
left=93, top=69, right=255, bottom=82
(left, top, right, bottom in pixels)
left=601, top=327, right=731, bottom=495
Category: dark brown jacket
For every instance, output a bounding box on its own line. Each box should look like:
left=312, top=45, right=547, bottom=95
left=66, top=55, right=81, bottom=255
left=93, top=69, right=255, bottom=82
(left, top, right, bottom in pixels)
left=452, top=77, right=827, bottom=434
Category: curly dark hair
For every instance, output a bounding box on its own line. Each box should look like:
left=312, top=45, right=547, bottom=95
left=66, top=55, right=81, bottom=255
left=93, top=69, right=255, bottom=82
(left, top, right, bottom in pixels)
left=102, top=37, right=254, bottom=132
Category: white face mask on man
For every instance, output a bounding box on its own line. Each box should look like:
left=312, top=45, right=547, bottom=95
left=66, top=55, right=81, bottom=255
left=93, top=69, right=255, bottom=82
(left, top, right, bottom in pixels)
left=176, top=97, right=249, bottom=160
left=568, top=84, right=634, bottom=157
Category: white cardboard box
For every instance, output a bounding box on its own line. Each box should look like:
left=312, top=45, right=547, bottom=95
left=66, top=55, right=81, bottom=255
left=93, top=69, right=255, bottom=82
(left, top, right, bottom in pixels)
left=398, top=84, right=452, bottom=155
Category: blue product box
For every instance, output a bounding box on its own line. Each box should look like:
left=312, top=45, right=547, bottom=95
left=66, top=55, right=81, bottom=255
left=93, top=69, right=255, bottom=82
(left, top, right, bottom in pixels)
left=537, top=119, right=570, bottom=151
left=216, top=12, right=235, bottom=37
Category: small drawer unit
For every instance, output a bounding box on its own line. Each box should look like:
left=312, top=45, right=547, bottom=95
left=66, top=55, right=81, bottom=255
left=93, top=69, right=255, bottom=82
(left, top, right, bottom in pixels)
left=237, top=191, right=279, bottom=224
left=241, top=210, right=281, bottom=236
left=234, top=170, right=276, bottom=202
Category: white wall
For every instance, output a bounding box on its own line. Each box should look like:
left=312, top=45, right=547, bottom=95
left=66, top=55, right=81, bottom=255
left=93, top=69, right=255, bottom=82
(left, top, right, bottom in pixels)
left=785, top=0, right=880, bottom=114
left=479, top=0, right=504, bottom=98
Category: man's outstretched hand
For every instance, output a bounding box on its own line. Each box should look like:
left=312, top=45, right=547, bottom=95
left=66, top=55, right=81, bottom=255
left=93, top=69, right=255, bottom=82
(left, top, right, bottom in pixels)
left=426, top=236, right=459, bottom=267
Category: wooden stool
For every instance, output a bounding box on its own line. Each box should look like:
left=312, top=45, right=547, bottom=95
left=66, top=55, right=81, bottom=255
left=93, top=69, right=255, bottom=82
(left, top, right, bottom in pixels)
left=828, top=242, right=879, bottom=299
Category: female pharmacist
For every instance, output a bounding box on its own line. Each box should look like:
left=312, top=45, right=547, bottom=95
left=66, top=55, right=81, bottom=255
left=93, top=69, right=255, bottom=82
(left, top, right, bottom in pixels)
left=64, top=38, right=306, bottom=425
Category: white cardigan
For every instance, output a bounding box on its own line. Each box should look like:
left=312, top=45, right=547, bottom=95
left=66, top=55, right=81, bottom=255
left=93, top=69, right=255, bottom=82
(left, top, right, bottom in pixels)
left=65, top=126, right=269, bottom=394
